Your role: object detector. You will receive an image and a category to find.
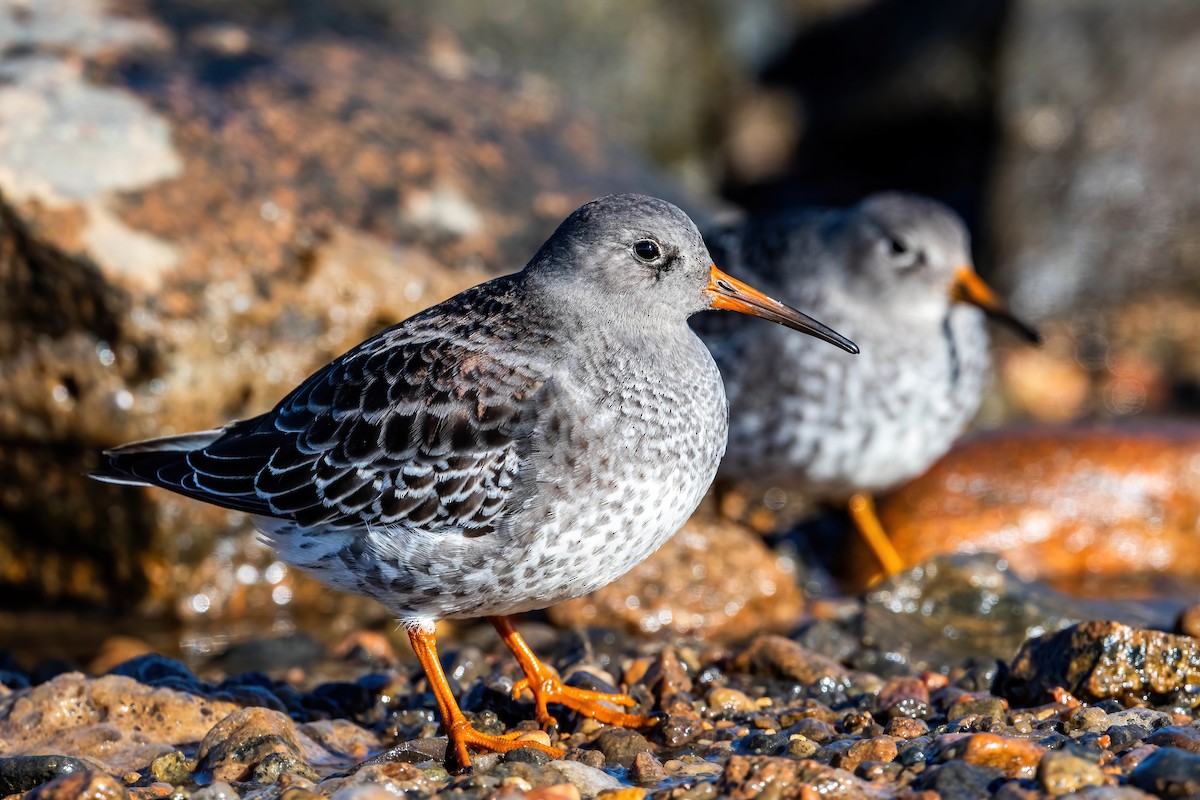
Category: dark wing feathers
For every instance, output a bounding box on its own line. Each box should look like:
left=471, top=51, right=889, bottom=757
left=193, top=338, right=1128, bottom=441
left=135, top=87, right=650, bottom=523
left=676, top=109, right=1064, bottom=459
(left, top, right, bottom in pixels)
left=97, top=280, right=550, bottom=533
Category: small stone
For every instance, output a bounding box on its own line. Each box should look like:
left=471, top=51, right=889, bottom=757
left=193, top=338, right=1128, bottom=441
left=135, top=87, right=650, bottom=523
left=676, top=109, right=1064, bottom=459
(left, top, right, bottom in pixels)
left=707, top=687, right=757, bottom=714
left=937, top=733, right=1047, bottom=779
left=525, top=785, right=582, bottom=800
left=1148, top=725, right=1200, bottom=754
left=717, top=756, right=875, bottom=800
left=149, top=752, right=195, bottom=785
left=879, top=676, right=933, bottom=720
left=502, top=747, right=552, bottom=765
left=23, top=770, right=130, bottom=800
left=195, top=707, right=317, bottom=784
left=1066, top=707, right=1112, bottom=736
left=1039, top=749, right=1108, bottom=795
left=731, top=635, right=850, bottom=687
left=1129, top=747, right=1200, bottom=798
left=948, top=695, right=1008, bottom=722
left=596, top=789, right=647, bottom=800
left=886, top=717, right=930, bottom=739
left=788, top=717, right=836, bottom=743
left=191, top=783, right=240, bottom=800
left=1108, top=709, right=1173, bottom=730
left=786, top=737, right=819, bottom=759
left=642, top=648, right=693, bottom=707
left=595, top=728, right=653, bottom=769
left=657, top=714, right=698, bottom=747
left=628, top=751, right=667, bottom=786
left=920, top=760, right=1004, bottom=799
left=739, top=731, right=789, bottom=756
left=516, top=730, right=554, bottom=747
left=835, top=736, right=899, bottom=773
left=541, top=761, right=622, bottom=796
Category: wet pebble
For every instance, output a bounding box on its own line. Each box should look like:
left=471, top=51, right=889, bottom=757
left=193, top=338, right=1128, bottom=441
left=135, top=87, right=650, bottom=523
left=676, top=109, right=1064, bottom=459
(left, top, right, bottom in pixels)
left=1038, top=749, right=1108, bottom=795
left=1128, top=746, right=1200, bottom=797
left=920, top=760, right=1004, bottom=799
left=195, top=707, right=317, bottom=784
left=731, top=635, right=850, bottom=687
left=886, top=716, right=930, bottom=739
left=1065, top=706, right=1112, bottom=735
left=1148, top=724, right=1200, bottom=753
left=628, top=751, right=666, bottom=786
left=189, top=782, right=239, bottom=800
left=656, top=714, right=698, bottom=747
left=706, top=687, right=757, bottom=715
left=937, top=732, right=1047, bottom=779
left=23, top=769, right=130, bottom=800
left=595, top=728, right=653, bottom=768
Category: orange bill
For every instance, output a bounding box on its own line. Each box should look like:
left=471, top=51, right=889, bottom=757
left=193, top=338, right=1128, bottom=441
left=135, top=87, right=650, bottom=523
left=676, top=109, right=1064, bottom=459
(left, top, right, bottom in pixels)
left=950, top=267, right=1041, bottom=344
left=706, top=265, right=859, bottom=354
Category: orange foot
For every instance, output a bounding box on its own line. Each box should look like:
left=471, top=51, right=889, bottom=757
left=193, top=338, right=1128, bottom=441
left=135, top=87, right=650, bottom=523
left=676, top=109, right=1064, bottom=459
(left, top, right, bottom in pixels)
left=511, top=673, right=655, bottom=729
left=406, top=624, right=565, bottom=772
left=490, top=616, right=655, bottom=730
left=445, top=718, right=564, bottom=772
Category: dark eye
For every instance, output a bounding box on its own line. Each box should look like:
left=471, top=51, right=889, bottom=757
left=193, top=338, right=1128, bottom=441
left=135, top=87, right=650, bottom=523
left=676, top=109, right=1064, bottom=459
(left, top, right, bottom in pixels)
left=632, top=239, right=662, bottom=262
left=882, top=236, right=919, bottom=268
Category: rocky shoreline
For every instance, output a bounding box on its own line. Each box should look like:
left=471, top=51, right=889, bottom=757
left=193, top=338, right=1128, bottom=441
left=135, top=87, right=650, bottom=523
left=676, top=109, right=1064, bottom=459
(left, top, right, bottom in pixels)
left=2, top=558, right=1197, bottom=799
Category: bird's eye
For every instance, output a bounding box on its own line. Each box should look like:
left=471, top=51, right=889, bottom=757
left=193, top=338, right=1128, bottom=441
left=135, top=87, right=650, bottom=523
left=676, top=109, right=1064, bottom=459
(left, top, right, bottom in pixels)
left=882, top=236, right=919, bottom=268
left=632, top=239, right=662, bottom=263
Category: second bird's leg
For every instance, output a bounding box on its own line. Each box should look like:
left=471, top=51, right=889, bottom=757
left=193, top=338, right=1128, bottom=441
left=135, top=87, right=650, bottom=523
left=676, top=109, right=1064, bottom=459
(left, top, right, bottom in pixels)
left=847, top=492, right=907, bottom=579
left=489, top=616, right=654, bottom=730
left=406, top=624, right=564, bottom=772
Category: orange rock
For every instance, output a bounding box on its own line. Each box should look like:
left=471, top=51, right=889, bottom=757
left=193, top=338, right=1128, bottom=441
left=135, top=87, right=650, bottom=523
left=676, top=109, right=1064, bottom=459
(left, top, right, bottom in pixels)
left=937, top=732, right=1047, bottom=779
left=859, top=423, right=1200, bottom=591
left=548, top=514, right=802, bottom=640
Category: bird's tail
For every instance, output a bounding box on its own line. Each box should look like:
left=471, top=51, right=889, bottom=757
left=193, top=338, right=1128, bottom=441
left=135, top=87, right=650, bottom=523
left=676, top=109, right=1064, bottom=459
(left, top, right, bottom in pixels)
left=90, top=429, right=225, bottom=487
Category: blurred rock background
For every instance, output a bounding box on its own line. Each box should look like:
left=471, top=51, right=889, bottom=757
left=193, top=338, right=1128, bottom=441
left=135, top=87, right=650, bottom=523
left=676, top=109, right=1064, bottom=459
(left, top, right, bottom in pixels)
left=2, top=0, right=1199, bottom=653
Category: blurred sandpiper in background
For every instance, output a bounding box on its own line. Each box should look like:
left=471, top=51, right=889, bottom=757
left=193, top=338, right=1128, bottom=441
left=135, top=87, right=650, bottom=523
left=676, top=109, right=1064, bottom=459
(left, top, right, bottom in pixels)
left=2, top=1, right=1200, bottom=796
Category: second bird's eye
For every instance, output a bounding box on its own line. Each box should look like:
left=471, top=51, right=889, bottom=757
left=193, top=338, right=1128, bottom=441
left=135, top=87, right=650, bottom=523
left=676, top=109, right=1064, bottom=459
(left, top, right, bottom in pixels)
left=632, top=239, right=662, bottom=262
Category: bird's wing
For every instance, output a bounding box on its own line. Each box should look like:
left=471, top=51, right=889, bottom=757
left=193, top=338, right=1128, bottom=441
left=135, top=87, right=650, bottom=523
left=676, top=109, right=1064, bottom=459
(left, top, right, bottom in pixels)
left=101, top=281, right=551, bottom=534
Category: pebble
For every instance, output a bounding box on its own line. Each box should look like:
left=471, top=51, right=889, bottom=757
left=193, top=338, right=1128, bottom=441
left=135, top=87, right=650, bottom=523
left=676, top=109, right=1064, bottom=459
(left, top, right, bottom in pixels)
left=706, top=687, right=757, bottom=714
left=786, top=737, right=819, bottom=759
left=1128, top=747, right=1200, bottom=797
left=938, top=732, right=1047, bottom=778
left=595, top=729, right=653, bottom=768
left=1038, top=749, right=1108, bottom=795
left=885, top=717, right=930, bottom=739
left=190, top=783, right=240, bottom=800
left=1065, top=706, right=1112, bottom=735
left=1148, top=725, right=1200, bottom=753
left=628, top=751, right=667, bottom=786
left=731, top=635, right=850, bottom=687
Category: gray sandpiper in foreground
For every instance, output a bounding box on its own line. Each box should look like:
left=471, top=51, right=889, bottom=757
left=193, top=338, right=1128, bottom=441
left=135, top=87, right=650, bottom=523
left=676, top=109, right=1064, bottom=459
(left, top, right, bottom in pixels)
left=699, top=192, right=1039, bottom=577
left=94, top=193, right=858, bottom=771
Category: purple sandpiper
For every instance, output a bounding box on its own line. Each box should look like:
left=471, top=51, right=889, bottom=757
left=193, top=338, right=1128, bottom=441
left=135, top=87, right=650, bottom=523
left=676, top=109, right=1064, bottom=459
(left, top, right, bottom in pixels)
left=94, top=193, right=857, bottom=770
left=700, top=192, right=1038, bottom=577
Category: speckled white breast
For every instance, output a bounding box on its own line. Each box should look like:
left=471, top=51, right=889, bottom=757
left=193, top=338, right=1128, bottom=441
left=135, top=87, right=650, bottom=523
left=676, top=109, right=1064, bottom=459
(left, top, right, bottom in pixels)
left=263, top=327, right=728, bottom=622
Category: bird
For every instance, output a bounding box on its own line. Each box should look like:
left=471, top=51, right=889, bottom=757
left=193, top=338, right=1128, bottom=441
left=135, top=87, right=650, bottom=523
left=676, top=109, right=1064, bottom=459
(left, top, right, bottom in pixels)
left=93, top=193, right=858, bottom=771
left=698, top=192, right=1039, bottom=579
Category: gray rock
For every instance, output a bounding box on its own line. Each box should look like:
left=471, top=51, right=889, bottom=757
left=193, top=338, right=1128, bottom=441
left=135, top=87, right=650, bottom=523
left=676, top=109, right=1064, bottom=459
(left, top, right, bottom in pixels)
left=1129, top=747, right=1200, bottom=798
left=991, top=0, right=1200, bottom=319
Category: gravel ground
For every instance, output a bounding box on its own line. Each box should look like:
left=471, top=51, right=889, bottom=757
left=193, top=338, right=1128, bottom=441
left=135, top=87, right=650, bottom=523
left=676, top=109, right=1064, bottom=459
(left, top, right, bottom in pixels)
left=1, top=555, right=1198, bottom=799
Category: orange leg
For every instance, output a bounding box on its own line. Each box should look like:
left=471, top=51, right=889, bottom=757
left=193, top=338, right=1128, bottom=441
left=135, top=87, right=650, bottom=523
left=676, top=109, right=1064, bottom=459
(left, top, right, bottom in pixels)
left=406, top=625, right=563, bottom=772
left=848, top=492, right=906, bottom=578
left=490, top=616, right=654, bottom=730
